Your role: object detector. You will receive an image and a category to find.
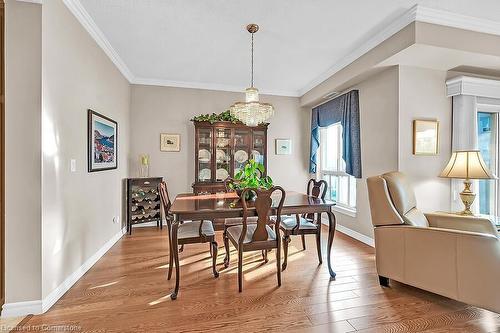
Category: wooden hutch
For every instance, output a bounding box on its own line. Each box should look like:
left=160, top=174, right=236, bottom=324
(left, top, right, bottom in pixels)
left=192, top=121, right=268, bottom=194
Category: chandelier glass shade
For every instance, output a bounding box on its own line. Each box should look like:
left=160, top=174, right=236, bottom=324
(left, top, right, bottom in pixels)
left=229, top=24, right=275, bottom=127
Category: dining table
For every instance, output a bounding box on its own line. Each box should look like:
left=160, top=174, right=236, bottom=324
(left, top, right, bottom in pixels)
left=169, top=190, right=338, bottom=278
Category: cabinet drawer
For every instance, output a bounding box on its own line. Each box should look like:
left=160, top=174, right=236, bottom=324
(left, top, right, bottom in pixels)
left=129, top=178, right=162, bottom=187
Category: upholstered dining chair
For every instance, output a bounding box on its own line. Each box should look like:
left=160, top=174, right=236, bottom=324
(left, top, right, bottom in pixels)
left=222, top=177, right=263, bottom=265
left=280, top=179, right=327, bottom=271
left=158, top=182, right=219, bottom=300
left=224, top=187, right=286, bottom=292
left=367, top=172, right=500, bottom=313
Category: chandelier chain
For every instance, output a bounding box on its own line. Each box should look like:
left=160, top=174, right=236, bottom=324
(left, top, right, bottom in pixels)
left=251, top=32, right=254, bottom=88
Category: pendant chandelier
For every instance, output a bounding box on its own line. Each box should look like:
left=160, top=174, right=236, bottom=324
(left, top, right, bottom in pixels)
left=229, top=24, right=275, bottom=127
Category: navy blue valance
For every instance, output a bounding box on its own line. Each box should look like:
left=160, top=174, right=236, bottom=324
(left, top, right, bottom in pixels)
left=309, top=90, right=362, bottom=178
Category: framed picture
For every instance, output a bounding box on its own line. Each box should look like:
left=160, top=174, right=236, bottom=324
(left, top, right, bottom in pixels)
left=275, top=138, right=292, bottom=155
left=160, top=133, right=181, bottom=152
left=413, top=120, right=439, bottom=155
left=88, top=109, right=118, bottom=172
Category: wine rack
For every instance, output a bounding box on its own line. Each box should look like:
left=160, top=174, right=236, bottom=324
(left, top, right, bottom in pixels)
left=126, top=177, right=163, bottom=234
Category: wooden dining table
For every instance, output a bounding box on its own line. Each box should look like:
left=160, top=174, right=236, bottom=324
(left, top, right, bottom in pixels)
left=170, top=191, right=338, bottom=278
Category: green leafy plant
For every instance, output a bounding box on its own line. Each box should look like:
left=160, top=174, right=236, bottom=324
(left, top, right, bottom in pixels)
left=229, top=159, right=273, bottom=200
left=191, top=110, right=242, bottom=124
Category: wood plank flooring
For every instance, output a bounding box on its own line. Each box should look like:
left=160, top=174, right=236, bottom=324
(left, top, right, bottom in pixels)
left=14, top=226, right=500, bottom=332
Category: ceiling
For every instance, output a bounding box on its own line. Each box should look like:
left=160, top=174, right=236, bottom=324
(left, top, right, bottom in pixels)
left=78, top=0, right=500, bottom=96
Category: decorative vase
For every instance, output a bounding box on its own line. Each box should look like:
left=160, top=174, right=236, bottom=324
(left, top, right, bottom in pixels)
left=139, top=154, right=150, bottom=178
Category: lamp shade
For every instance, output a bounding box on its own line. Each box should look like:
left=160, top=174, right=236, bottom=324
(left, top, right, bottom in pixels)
left=440, top=150, right=496, bottom=179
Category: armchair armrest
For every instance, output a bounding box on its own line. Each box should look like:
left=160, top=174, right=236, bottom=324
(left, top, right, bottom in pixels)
left=425, top=212, right=499, bottom=238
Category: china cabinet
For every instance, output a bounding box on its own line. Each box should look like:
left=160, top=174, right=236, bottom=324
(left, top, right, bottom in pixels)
left=126, top=177, right=163, bottom=234
left=192, top=121, right=268, bottom=194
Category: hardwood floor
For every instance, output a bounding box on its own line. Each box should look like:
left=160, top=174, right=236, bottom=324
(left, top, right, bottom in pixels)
left=15, top=226, right=499, bottom=332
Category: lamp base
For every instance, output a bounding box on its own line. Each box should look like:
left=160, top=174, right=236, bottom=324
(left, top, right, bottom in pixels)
left=458, top=179, right=475, bottom=216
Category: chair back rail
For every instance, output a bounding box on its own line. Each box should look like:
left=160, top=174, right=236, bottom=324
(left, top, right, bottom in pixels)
left=302, top=179, right=328, bottom=226
left=159, top=181, right=173, bottom=229
left=240, top=186, right=286, bottom=243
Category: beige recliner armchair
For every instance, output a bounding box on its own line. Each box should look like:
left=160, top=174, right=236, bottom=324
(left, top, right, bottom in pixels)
left=367, top=172, right=500, bottom=313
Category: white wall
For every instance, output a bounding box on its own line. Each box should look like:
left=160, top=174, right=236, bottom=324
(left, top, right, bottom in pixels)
left=41, top=0, right=130, bottom=298
left=327, top=66, right=453, bottom=240
left=130, top=85, right=309, bottom=197
left=398, top=66, right=452, bottom=212
left=328, top=67, right=400, bottom=239
left=5, top=0, right=42, bottom=303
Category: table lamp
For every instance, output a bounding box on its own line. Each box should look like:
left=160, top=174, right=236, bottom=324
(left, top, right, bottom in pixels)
left=440, top=150, right=496, bottom=215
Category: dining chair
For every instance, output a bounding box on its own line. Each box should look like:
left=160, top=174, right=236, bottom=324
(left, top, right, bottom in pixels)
left=280, top=179, right=327, bottom=271
left=223, top=186, right=286, bottom=292
left=158, top=182, right=219, bottom=300
left=222, top=177, right=264, bottom=266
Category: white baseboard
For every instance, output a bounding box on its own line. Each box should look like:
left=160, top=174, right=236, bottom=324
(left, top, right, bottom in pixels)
left=335, top=224, right=375, bottom=247
left=2, top=300, right=42, bottom=318
left=2, top=226, right=127, bottom=318
left=320, top=217, right=375, bottom=247
left=130, top=221, right=166, bottom=228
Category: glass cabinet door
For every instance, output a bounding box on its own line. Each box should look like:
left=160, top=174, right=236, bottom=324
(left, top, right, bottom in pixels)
left=234, top=129, right=251, bottom=177
left=197, top=128, right=212, bottom=182
left=251, top=130, right=266, bottom=165
left=215, top=128, right=231, bottom=181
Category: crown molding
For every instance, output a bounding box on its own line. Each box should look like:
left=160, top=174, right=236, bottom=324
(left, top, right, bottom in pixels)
left=446, top=75, right=500, bottom=99
left=132, top=77, right=301, bottom=97
left=299, top=5, right=500, bottom=96
left=298, top=5, right=419, bottom=96
left=414, top=6, right=500, bottom=37
left=62, top=1, right=500, bottom=98
left=62, top=0, right=134, bottom=82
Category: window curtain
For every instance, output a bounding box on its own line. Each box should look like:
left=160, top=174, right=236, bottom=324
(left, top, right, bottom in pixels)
left=309, top=90, right=361, bottom=178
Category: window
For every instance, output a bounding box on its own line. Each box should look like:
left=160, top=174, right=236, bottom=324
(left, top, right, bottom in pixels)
left=318, top=124, right=356, bottom=214
left=477, top=111, right=499, bottom=215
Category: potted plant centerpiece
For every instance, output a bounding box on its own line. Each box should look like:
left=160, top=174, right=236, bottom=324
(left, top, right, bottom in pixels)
left=229, top=159, right=273, bottom=201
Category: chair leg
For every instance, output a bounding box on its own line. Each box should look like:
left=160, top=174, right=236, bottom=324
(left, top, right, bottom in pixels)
left=301, top=234, right=306, bottom=250
left=282, top=235, right=290, bottom=271
left=276, top=242, right=281, bottom=287
left=316, top=229, right=323, bottom=265
left=167, top=238, right=174, bottom=280
left=209, top=243, right=213, bottom=257
left=261, top=250, right=268, bottom=263
left=223, top=229, right=230, bottom=268
left=211, top=241, right=219, bottom=278
left=238, top=249, right=243, bottom=292
left=171, top=227, right=180, bottom=300
left=179, top=245, right=184, bottom=253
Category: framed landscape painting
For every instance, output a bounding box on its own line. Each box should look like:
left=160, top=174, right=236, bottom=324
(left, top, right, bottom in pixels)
left=88, top=109, right=118, bottom=172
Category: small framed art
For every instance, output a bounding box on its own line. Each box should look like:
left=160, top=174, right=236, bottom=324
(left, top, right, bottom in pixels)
left=275, top=138, right=292, bottom=155
left=160, top=133, right=181, bottom=152
left=413, top=120, right=439, bottom=155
